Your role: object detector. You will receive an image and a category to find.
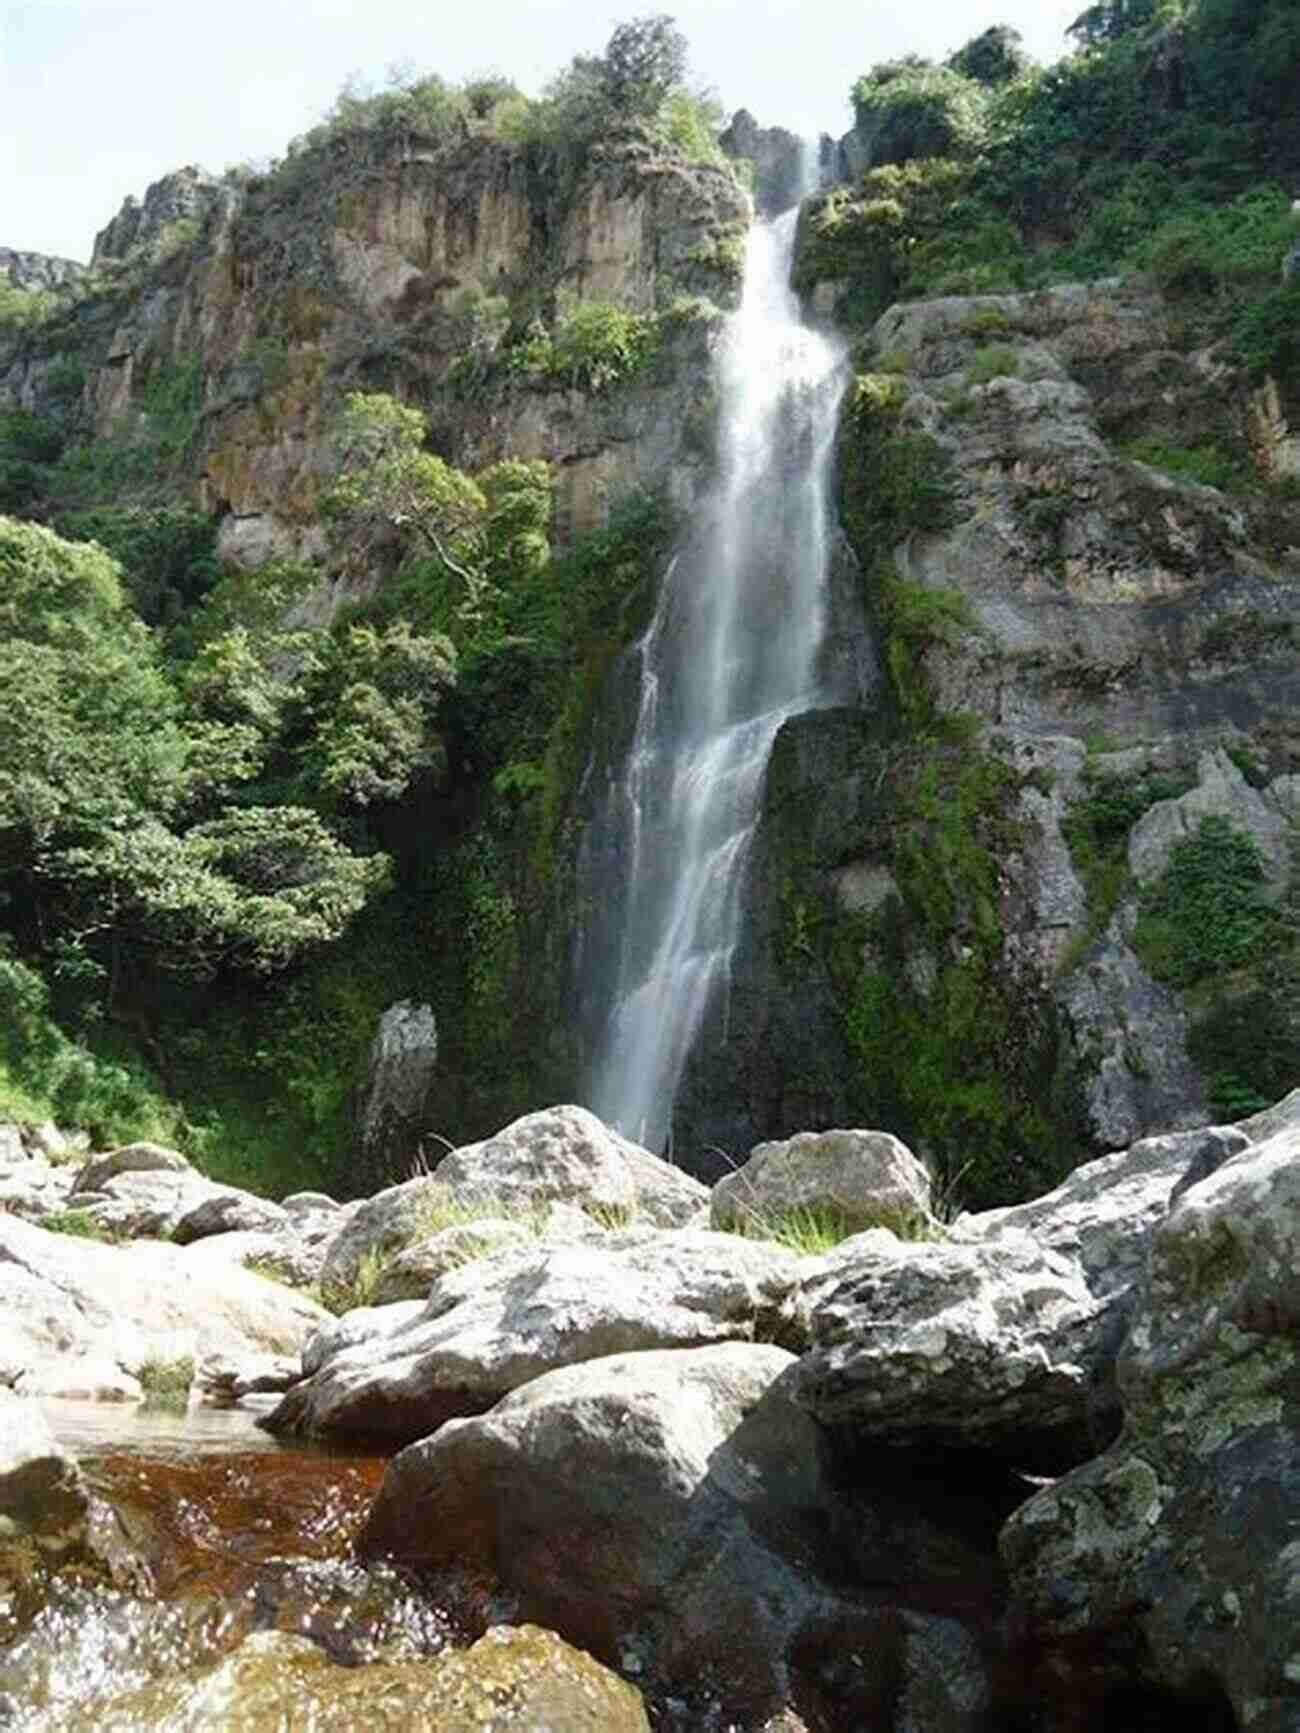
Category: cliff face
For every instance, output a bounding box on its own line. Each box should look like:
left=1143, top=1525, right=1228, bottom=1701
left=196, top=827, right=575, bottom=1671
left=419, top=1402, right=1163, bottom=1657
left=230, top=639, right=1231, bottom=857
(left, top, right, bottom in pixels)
left=0, top=247, right=86, bottom=291
left=1, top=138, right=748, bottom=572
left=674, top=249, right=1300, bottom=1193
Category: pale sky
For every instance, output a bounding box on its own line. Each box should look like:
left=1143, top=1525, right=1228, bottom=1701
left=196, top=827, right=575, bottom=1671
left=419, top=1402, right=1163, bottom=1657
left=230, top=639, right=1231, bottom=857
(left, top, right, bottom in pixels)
left=3, top=0, right=1079, bottom=263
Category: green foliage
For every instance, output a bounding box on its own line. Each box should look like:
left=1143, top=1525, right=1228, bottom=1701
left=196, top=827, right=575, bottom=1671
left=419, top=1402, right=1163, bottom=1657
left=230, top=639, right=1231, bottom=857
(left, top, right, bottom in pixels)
left=946, top=25, right=1030, bottom=88
left=51, top=361, right=205, bottom=510
left=1133, top=814, right=1280, bottom=987
left=0, top=943, right=185, bottom=1147
left=851, top=60, right=990, bottom=166
left=827, top=743, right=1070, bottom=1205
left=39, top=1209, right=122, bottom=1244
left=965, top=343, right=1020, bottom=385
left=137, top=1354, right=195, bottom=1405
left=0, top=409, right=65, bottom=514
left=1061, top=761, right=1194, bottom=945
left=52, top=504, right=219, bottom=626
left=1120, top=434, right=1252, bottom=492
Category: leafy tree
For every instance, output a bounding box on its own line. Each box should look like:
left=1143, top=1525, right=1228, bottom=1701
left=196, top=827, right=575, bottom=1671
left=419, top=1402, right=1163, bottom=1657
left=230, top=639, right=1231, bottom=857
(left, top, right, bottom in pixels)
left=0, top=516, right=391, bottom=989
left=602, top=15, right=689, bottom=117
left=947, top=25, right=1030, bottom=87
left=852, top=60, right=990, bottom=166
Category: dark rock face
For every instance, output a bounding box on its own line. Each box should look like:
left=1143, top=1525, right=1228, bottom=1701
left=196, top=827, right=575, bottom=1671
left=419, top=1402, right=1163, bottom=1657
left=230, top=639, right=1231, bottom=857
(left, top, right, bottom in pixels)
left=719, top=109, right=809, bottom=217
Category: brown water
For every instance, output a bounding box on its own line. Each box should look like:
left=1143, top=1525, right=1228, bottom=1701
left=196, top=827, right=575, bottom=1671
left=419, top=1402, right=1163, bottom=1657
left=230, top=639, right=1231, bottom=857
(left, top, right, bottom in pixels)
left=1, top=1402, right=457, bottom=1730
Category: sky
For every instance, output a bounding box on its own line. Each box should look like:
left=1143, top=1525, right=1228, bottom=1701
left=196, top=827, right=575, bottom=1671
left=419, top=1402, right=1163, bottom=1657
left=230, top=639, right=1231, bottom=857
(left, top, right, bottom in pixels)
left=3, top=0, right=1080, bottom=263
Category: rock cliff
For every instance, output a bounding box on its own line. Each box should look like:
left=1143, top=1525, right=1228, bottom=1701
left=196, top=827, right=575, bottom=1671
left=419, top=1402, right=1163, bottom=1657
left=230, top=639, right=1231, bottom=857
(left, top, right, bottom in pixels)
left=0, top=131, right=748, bottom=576
left=673, top=251, right=1300, bottom=1193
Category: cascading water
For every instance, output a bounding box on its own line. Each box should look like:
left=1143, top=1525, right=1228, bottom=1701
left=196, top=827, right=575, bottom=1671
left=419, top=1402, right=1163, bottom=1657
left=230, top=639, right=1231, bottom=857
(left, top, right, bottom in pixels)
left=585, top=199, right=846, bottom=1152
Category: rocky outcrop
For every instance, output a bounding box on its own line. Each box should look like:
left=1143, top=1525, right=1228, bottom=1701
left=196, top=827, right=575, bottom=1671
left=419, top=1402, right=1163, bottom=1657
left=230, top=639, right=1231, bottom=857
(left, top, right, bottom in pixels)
left=2, top=133, right=748, bottom=568
left=0, top=248, right=84, bottom=292
left=0, top=1210, right=328, bottom=1401
left=91, top=165, right=231, bottom=266
left=719, top=110, right=808, bottom=217
left=1002, top=1109, right=1300, bottom=1730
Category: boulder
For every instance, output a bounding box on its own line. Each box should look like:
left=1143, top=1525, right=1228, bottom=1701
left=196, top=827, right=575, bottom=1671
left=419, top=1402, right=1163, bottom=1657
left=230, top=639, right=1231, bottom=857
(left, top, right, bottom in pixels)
left=434, top=1105, right=709, bottom=1229
left=265, top=1230, right=813, bottom=1443
left=711, top=1127, right=933, bottom=1235
left=71, top=1141, right=192, bottom=1195
left=300, top=1301, right=425, bottom=1377
left=171, top=1188, right=291, bottom=1244
left=1002, top=1117, right=1300, bottom=1730
left=369, top=1217, right=533, bottom=1303
left=182, top=1228, right=325, bottom=1290
left=792, top=1229, right=1105, bottom=1466
left=69, top=1167, right=217, bottom=1240
left=0, top=1390, right=89, bottom=1553
left=0, top=1212, right=329, bottom=1401
left=359, top=1342, right=991, bottom=1722
left=81, top=1624, right=650, bottom=1731
left=316, top=1175, right=452, bottom=1294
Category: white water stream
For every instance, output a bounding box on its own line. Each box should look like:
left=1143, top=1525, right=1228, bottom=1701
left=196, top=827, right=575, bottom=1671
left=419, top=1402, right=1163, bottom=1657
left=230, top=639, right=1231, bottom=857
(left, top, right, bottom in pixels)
left=587, top=204, right=846, bottom=1151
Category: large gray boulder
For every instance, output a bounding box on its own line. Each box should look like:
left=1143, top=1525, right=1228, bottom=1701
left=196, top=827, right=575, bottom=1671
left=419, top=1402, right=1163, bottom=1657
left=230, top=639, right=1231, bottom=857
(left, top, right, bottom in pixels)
left=793, top=1229, right=1105, bottom=1465
left=71, top=1141, right=193, bottom=1195
left=1002, top=1117, right=1300, bottom=1731
left=359, top=1342, right=992, bottom=1723
left=711, top=1127, right=933, bottom=1236
left=316, top=1175, right=452, bottom=1295
left=265, top=1230, right=813, bottom=1443
left=171, top=1187, right=291, bottom=1244
left=434, top=1104, right=709, bottom=1229
left=0, top=1212, right=329, bottom=1401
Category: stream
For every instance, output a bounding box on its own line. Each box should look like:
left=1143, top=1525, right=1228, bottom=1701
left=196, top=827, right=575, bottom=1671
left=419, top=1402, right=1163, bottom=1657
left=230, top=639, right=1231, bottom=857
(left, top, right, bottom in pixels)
left=2, top=1402, right=455, bottom=1730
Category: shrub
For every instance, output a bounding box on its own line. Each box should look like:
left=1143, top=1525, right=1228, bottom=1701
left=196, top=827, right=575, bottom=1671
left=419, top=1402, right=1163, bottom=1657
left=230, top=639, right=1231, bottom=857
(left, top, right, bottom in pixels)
left=852, top=60, right=989, bottom=166
left=1133, top=815, right=1280, bottom=987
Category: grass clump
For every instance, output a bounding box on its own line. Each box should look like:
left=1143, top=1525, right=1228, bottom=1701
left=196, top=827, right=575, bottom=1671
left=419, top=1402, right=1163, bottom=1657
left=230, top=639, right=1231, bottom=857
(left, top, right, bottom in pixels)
left=38, top=1208, right=121, bottom=1244
left=137, top=1354, right=195, bottom=1406
left=725, top=1201, right=937, bottom=1254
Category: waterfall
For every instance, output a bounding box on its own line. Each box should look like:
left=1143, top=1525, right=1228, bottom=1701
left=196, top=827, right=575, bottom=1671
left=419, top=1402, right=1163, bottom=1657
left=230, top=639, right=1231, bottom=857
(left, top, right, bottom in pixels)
left=585, top=203, right=845, bottom=1153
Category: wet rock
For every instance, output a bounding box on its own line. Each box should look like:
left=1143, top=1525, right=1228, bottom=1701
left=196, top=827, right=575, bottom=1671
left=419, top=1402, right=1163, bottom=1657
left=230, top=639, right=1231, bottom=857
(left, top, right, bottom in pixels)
left=359, top=1342, right=991, bottom=1721
left=87, top=1623, right=650, bottom=1730
left=266, top=1231, right=812, bottom=1443
left=711, top=1127, right=933, bottom=1235
left=0, top=1391, right=89, bottom=1554
left=793, top=1229, right=1104, bottom=1467
left=1002, top=1117, right=1300, bottom=1730
left=434, top=1104, right=709, bottom=1229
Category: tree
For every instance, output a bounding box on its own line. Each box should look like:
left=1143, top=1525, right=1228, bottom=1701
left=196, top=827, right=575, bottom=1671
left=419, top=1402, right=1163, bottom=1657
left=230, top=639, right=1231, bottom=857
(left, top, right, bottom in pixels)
left=601, top=15, right=689, bottom=117
left=0, top=516, right=391, bottom=987
left=947, top=25, right=1030, bottom=88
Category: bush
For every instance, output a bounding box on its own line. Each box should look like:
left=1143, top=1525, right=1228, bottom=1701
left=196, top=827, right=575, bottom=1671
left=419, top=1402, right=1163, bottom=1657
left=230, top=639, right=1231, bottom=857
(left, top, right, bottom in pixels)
left=1133, top=815, right=1280, bottom=987
left=852, top=60, right=990, bottom=166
